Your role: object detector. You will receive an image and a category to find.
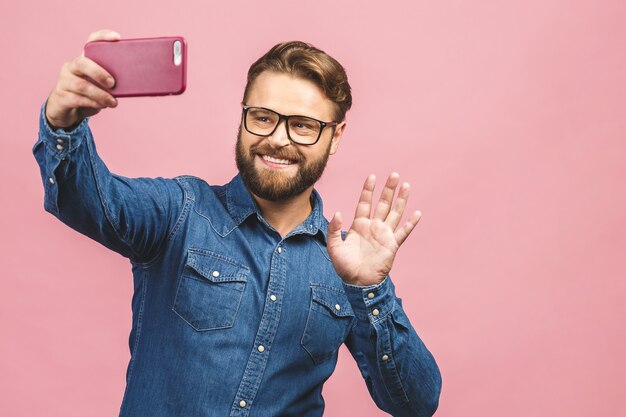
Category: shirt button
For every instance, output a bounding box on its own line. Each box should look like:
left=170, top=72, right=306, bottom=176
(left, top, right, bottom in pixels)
left=372, top=308, right=380, bottom=316
left=56, top=138, right=64, bottom=144
left=257, top=345, right=265, bottom=353
left=212, top=270, right=220, bottom=278
left=367, top=292, right=375, bottom=299
left=277, top=247, right=282, bottom=254
left=381, top=354, right=389, bottom=361
left=56, top=144, right=64, bottom=150
left=334, top=304, right=341, bottom=311
left=270, top=294, right=277, bottom=301
left=239, top=400, right=247, bottom=408
left=48, top=177, right=55, bottom=184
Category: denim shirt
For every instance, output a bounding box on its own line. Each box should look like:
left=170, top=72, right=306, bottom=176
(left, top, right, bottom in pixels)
left=33, top=103, right=441, bottom=417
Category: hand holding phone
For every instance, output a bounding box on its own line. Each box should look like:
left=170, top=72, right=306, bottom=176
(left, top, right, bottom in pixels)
left=45, top=30, right=187, bottom=130
left=45, top=30, right=121, bottom=129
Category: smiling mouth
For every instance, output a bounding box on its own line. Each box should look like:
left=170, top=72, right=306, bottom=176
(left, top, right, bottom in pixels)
left=258, top=154, right=297, bottom=166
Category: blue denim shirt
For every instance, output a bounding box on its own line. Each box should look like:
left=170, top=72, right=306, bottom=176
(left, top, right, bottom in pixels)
left=33, top=103, right=441, bottom=417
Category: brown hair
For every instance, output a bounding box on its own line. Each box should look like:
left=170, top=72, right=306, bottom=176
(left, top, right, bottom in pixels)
left=243, top=41, right=352, bottom=122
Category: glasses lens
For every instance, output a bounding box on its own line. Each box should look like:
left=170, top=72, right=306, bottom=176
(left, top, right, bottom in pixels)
left=244, top=107, right=323, bottom=145
left=246, top=107, right=280, bottom=135
left=287, top=117, right=322, bottom=145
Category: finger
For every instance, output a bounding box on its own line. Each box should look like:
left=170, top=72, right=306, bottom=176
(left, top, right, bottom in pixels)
left=55, top=90, right=104, bottom=112
left=354, top=174, right=376, bottom=219
left=68, top=56, right=116, bottom=89
left=58, top=73, right=117, bottom=108
left=86, top=29, right=121, bottom=43
left=58, top=76, right=117, bottom=108
left=373, top=172, right=400, bottom=221
left=394, top=210, right=422, bottom=246
left=385, top=182, right=410, bottom=229
left=82, top=30, right=121, bottom=59
left=327, top=212, right=344, bottom=251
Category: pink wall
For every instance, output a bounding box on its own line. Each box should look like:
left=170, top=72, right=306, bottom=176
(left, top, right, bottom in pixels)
left=2, top=0, right=625, bottom=415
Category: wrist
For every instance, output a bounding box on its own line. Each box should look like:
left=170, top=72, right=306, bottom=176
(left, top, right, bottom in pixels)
left=340, top=272, right=387, bottom=287
left=44, top=96, right=79, bottom=130
left=45, top=110, right=78, bottom=131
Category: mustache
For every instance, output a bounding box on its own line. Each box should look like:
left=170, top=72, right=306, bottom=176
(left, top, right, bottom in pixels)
left=250, top=142, right=303, bottom=162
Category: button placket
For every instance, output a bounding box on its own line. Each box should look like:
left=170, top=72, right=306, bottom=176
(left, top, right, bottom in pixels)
left=229, top=241, right=287, bottom=417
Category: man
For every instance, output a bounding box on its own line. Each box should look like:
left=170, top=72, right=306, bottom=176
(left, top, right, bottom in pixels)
left=34, top=30, right=441, bottom=417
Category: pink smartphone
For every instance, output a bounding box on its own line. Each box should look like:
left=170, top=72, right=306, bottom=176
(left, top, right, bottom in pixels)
left=84, top=36, right=187, bottom=97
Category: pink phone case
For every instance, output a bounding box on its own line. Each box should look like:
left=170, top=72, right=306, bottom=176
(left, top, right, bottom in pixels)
left=84, top=36, right=187, bottom=97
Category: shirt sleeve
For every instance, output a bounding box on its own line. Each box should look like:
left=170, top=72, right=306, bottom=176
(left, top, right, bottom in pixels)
left=32, top=101, right=185, bottom=264
left=343, top=277, right=442, bottom=417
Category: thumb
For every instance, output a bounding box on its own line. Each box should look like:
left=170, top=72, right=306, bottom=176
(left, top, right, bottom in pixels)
left=87, top=29, right=122, bottom=43
left=327, top=212, right=343, bottom=251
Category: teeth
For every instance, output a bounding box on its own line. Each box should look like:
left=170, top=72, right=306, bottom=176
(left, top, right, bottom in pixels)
left=262, top=155, right=294, bottom=165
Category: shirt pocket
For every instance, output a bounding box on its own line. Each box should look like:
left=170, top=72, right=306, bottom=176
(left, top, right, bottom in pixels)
left=172, top=248, right=249, bottom=331
left=301, top=284, right=355, bottom=365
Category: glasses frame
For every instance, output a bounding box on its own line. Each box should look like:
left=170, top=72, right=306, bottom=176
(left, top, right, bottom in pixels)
left=242, top=105, right=338, bottom=146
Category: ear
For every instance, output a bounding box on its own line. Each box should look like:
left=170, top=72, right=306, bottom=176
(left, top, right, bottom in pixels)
left=329, top=121, right=346, bottom=155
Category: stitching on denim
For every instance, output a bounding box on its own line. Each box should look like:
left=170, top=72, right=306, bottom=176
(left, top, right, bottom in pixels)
left=300, top=295, right=320, bottom=364
left=135, top=177, right=193, bottom=269
left=42, top=143, right=60, bottom=215
left=171, top=248, right=248, bottom=331
left=302, top=284, right=355, bottom=364
left=376, top=316, right=410, bottom=406
left=192, top=203, right=238, bottom=238
left=312, top=239, right=332, bottom=261
left=168, top=177, right=195, bottom=242
left=86, top=134, right=134, bottom=258
left=170, top=304, right=239, bottom=332
left=187, top=248, right=251, bottom=272
left=309, top=282, right=348, bottom=294
left=182, top=178, right=238, bottom=238
left=119, top=269, right=148, bottom=413
left=170, top=276, right=243, bottom=332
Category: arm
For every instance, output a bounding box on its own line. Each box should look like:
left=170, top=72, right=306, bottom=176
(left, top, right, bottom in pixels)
left=343, top=278, right=441, bottom=416
left=33, top=30, right=185, bottom=263
left=327, top=173, right=442, bottom=416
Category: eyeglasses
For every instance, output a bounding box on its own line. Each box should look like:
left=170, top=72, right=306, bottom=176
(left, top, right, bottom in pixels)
left=242, top=105, right=338, bottom=145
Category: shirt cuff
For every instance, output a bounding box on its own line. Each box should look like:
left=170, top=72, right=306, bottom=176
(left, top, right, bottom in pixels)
left=39, top=99, right=89, bottom=156
left=342, top=276, right=396, bottom=322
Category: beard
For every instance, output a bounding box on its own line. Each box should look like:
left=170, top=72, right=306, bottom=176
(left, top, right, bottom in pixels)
left=235, top=126, right=331, bottom=202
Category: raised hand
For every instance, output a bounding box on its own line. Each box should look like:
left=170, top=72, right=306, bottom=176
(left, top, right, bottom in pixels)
left=327, top=173, right=422, bottom=286
left=45, top=30, right=121, bottom=129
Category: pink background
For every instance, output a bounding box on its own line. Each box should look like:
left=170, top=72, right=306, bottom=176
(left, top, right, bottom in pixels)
left=1, top=0, right=625, bottom=416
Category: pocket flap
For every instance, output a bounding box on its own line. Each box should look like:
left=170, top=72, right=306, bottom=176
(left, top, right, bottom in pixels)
left=311, top=285, right=354, bottom=318
left=186, top=248, right=249, bottom=283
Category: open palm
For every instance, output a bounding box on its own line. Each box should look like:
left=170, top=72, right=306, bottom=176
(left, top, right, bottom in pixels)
left=327, top=173, right=422, bottom=286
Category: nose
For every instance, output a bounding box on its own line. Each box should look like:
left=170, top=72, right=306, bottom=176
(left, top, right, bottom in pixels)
left=266, top=119, right=291, bottom=148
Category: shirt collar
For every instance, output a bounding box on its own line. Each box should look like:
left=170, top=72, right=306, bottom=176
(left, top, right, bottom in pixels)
left=218, top=174, right=328, bottom=243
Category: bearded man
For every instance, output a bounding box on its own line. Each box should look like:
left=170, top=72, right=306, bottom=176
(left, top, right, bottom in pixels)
left=34, top=29, right=441, bottom=417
